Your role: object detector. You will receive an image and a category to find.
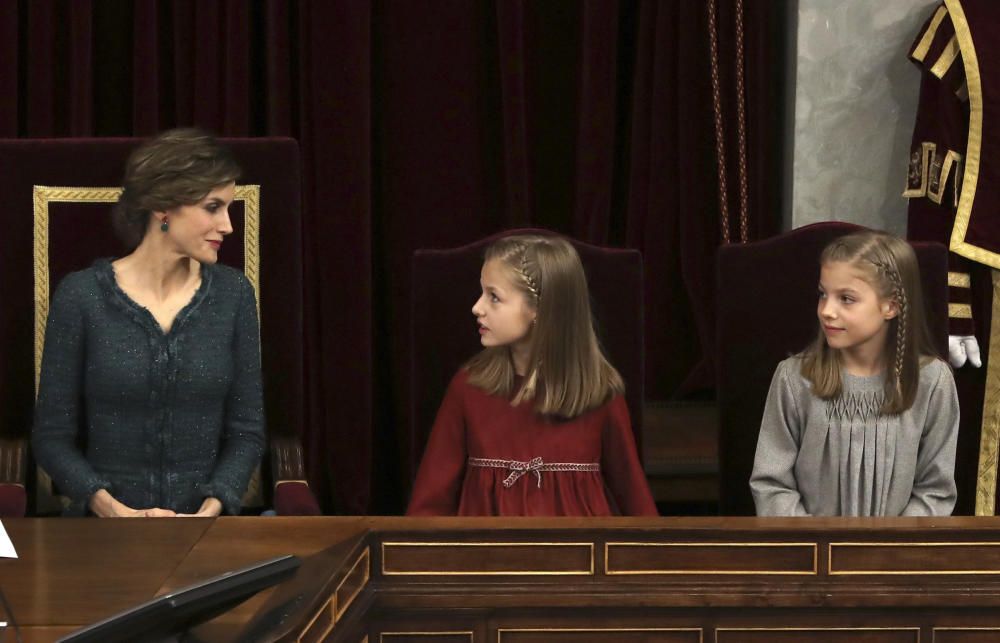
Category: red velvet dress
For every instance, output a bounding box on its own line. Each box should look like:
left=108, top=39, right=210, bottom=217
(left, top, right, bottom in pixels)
left=407, top=370, right=657, bottom=516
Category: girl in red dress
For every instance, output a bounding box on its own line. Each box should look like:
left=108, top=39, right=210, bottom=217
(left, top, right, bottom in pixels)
left=407, top=234, right=657, bottom=516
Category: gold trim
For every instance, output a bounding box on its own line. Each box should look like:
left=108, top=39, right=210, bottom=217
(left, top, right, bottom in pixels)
left=912, top=5, right=949, bottom=63
left=274, top=479, right=310, bottom=487
left=928, top=150, right=963, bottom=205
left=903, top=142, right=935, bottom=198
left=334, top=546, right=370, bottom=621
left=234, top=184, right=261, bottom=319
left=829, top=541, right=1000, bottom=575
left=949, top=303, right=973, bottom=319
left=381, top=634, right=473, bottom=642
left=945, top=0, right=996, bottom=268
left=604, top=542, right=818, bottom=576
left=715, top=628, right=919, bottom=643
left=934, top=629, right=1000, bottom=643
left=498, top=628, right=702, bottom=643
left=298, top=592, right=336, bottom=643
left=930, top=34, right=960, bottom=78
left=948, top=272, right=971, bottom=288
left=380, top=541, right=594, bottom=576
left=976, top=270, right=1000, bottom=515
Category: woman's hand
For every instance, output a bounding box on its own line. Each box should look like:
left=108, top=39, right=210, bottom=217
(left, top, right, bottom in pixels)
left=178, top=497, right=223, bottom=518
left=88, top=489, right=176, bottom=517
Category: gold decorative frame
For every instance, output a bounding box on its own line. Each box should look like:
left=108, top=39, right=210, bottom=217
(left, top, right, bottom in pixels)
left=498, top=628, right=702, bottom=643
left=299, top=547, right=370, bottom=643
left=933, top=628, right=1000, bottom=642
left=604, top=542, right=818, bottom=576
left=31, top=184, right=261, bottom=511
left=714, top=628, right=920, bottom=643
left=380, top=634, right=473, bottom=642
left=380, top=541, right=595, bottom=576
left=828, top=542, right=1000, bottom=575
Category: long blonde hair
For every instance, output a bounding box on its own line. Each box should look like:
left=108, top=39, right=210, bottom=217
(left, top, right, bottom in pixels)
left=465, top=234, right=624, bottom=418
left=801, top=230, right=938, bottom=414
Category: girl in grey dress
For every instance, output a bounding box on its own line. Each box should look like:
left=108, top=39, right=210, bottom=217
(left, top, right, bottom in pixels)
left=750, top=231, right=959, bottom=517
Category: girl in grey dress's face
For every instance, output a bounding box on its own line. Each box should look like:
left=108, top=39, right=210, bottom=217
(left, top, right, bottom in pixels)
left=817, top=259, right=899, bottom=375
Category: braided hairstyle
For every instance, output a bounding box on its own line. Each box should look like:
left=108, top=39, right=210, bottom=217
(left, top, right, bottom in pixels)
left=801, top=230, right=937, bottom=414
left=465, top=234, right=624, bottom=418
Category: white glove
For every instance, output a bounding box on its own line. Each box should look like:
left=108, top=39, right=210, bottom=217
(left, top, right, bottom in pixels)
left=948, top=334, right=982, bottom=368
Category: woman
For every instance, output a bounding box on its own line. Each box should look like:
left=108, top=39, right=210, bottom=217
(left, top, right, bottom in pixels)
left=32, top=128, right=265, bottom=517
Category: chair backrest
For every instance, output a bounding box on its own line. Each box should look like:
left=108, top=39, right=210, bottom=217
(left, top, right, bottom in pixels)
left=716, top=222, right=949, bottom=515
left=409, top=228, right=645, bottom=483
left=0, top=137, right=304, bottom=513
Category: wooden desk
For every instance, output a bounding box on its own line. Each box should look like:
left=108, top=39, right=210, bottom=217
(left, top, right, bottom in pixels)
left=6, top=517, right=1000, bottom=642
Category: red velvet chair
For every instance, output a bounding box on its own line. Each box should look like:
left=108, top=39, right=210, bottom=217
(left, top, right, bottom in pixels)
left=716, top=222, right=949, bottom=515
left=0, top=137, right=320, bottom=516
left=409, top=228, right=645, bottom=488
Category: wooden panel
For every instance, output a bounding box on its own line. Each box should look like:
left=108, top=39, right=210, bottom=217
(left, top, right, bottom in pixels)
left=498, top=628, right=701, bottom=642
left=934, top=629, right=1000, bottom=643
left=3, top=518, right=210, bottom=627
left=380, top=633, right=473, bottom=642
left=830, top=543, right=1000, bottom=574
left=716, top=628, right=919, bottom=643
left=381, top=542, right=594, bottom=575
left=606, top=543, right=816, bottom=575
left=336, top=547, right=371, bottom=621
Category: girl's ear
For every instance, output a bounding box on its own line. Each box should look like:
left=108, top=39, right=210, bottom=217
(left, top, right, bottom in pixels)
left=882, top=298, right=900, bottom=320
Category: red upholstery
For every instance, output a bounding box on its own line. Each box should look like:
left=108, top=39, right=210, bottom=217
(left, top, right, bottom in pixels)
left=0, top=484, right=26, bottom=518
left=409, top=228, right=645, bottom=484
left=716, top=222, right=949, bottom=515
left=273, top=481, right=322, bottom=516
left=0, top=137, right=318, bottom=515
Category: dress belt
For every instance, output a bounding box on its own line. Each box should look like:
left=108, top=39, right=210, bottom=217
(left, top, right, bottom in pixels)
left=467, top=456, right=600, bottom=488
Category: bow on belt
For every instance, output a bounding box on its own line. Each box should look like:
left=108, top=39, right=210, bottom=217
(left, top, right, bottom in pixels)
left=466, top=457, right=601, bottom=489
left=503, top=456, right=545, bottom=488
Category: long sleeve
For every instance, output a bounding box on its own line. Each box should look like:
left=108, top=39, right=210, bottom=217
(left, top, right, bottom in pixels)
left=31, top=275, right=111, bottom=506
left=750, top=363, right=810, bottom=517
left=201, top=276, right=266, bottom=515
left=407, top=372, right=469, bottom=516
left=601, top=396, right=657, bottom=516
left=902, top=362, right=959, bottom=516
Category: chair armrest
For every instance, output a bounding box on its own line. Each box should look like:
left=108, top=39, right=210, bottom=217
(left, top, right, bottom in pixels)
left=0, top=438, right=28, bottom=517
left=270, top=435, right=321, bottom=515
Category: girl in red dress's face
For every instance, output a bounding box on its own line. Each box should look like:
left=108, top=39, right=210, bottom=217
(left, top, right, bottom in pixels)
left=472, top=258, right=537, bottom=358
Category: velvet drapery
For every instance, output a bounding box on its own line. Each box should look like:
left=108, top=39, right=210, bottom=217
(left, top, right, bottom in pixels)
left=0, top=0, right=785, bottom=513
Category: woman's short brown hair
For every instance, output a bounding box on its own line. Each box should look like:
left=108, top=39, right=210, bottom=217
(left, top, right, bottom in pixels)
left=113, top=128, right=241, bottom=249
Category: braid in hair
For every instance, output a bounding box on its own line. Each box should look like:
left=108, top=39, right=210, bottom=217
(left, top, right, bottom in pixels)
left=875, top=260, right=907, bottom=398
left=514, top=244, right=540, bottom=301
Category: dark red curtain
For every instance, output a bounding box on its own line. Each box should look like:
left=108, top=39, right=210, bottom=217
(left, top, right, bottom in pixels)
left=0, top=0, right=785, bottom=513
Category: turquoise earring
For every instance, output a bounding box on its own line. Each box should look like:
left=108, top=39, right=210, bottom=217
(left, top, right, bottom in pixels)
left=160, top=219, right=169, bottom=232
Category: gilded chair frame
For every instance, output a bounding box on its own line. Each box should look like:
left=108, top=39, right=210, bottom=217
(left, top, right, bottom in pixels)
left=31, top=184, right=261, bottom=513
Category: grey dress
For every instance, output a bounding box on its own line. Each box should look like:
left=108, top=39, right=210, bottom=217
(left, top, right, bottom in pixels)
left=750, top=355, right=959, bottom=517
left=31, top=259, right=265, bottom=515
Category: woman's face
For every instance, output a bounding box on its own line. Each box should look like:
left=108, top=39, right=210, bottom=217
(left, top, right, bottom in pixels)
left=157, top=182, right=235, bottom=264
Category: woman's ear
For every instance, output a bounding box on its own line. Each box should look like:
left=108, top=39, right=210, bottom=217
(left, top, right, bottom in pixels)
left=882, top=298, right=900, bottom=320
